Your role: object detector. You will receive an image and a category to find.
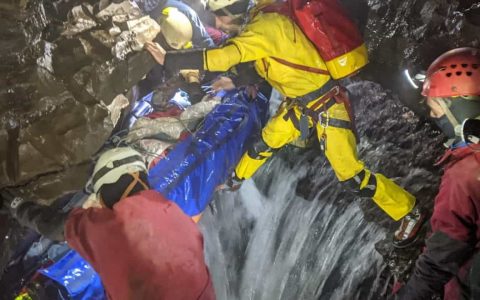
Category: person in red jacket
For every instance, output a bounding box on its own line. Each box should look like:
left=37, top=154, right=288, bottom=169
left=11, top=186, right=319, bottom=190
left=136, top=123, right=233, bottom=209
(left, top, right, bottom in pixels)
left=1, top=147, right=215, bottom=300
left=398, top=48, right=480, bottom=299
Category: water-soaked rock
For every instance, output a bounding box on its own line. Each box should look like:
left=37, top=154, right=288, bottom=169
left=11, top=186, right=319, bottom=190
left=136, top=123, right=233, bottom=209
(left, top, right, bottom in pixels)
left=0, top=0, right=159, bottom=200
left=0, top=0, right=478, bottom=297
left=361, top=0, right=480, bottom=115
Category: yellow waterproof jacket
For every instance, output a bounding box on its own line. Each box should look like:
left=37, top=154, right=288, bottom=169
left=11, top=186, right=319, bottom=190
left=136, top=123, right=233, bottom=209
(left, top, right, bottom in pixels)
left=204, top=12, right=331, bottom=98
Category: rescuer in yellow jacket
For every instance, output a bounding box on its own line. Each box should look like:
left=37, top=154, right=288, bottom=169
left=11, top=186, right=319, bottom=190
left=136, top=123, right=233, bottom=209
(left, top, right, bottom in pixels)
left=145, top=0, right=425, bottom=247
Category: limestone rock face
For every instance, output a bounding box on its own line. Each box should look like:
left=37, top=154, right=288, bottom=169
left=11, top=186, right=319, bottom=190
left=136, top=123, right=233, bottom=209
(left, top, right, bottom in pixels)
left=1, top=0, right=480, bottom=296
left=355, top=0, right=480, bottom=114
left=0, top=0, right=159, bottom=203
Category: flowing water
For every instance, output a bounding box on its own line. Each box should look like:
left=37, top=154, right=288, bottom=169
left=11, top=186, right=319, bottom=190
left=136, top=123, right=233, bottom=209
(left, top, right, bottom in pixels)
left=200, top=155, right=386, bottom=300
left=199, top=81, right=444, bottom=300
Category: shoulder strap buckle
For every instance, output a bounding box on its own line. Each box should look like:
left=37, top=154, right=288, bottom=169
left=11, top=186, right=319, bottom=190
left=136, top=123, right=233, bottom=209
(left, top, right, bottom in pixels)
left=318, top=111, right=330, bottom=128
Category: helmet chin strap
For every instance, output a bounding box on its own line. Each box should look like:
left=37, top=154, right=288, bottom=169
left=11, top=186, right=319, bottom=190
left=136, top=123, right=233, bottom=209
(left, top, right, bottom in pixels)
left=434, top=98, right=462, bottom=136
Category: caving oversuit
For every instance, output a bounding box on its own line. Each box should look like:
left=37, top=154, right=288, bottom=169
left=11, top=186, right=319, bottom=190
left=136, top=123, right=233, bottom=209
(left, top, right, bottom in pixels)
left=5, top=190, right=215, bottom=300
left=399, top=145, right=480, bottom=299
left=163, top=10, right=415, bottom=220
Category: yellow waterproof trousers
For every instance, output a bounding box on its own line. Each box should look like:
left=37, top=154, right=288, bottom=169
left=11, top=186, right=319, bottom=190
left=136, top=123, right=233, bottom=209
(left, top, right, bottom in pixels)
left=235, top=100, right=415, bottom=221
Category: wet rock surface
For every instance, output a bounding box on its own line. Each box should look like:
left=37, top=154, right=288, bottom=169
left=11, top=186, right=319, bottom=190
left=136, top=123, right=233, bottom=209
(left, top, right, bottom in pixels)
left=0, top=0, right=479, bottom=298
left=1, top=0, right=476, bottom=206
left=0, top=0, right=158, bottom=203
left=0, top=0, right=160, bottom=275
left=361, top=0, right=480, bottom=115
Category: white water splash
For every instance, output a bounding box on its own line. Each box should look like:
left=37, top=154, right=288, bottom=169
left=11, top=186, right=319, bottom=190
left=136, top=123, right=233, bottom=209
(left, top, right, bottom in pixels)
left=200, top=156, right=387, bottom=300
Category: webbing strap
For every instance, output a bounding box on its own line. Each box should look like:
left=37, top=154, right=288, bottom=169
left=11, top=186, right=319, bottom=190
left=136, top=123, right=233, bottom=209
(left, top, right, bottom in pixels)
left=292, top=80, right=337, bottom=106
left=284, top=108, right=300, bottom=129
left=324, top=118, right=352, bottom=130
left=283, top=87, right=358, bottom=137
left=282, top=89, right=338, bottom=128
left=271, top=57, right=330, bottom=75
left=284, top=104, right=351, bottom=130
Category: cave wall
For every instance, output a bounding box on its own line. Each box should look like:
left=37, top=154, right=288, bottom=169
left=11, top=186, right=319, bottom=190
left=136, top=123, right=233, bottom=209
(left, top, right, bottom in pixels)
left=361, top=0, right=480, bottom=115
left=2, top=0, right=479, bottom=202
left=0, top=0, right=156, bottom=203
left=0, top=0, right=479, bottom=296
left=0, top=0, right=478, bottom=232
left=1, top=0, right=107, bottom=202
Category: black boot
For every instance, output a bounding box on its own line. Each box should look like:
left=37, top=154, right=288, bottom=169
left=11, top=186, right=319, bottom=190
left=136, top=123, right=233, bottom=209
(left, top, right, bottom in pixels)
left=392, top=207, right=427, bottom=248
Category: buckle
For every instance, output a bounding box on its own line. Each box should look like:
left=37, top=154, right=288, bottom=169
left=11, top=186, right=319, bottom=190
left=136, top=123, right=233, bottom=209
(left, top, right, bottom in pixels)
left=331, top=86, right=340, bottom=95
left=318, top=111, right=330, bottom=128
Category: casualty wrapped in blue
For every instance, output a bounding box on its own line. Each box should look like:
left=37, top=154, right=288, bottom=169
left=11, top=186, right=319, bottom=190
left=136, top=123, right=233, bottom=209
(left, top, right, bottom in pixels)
left=148, top=88, right=269, bottom=216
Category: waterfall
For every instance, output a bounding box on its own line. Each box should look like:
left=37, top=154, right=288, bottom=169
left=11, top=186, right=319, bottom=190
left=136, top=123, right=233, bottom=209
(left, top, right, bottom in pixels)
left=200, top=154, right=386, bottom=300
left=199, top=81, right=443, bottom=300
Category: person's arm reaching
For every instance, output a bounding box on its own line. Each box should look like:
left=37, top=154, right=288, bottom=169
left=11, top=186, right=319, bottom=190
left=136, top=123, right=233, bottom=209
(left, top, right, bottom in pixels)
left=145, top=14, right=272, bottom=73
left=1, top=190, right=68, bottom=242
left=230, top=62, right=264, bottom=87
left=207, top=62, right=263, bottom=91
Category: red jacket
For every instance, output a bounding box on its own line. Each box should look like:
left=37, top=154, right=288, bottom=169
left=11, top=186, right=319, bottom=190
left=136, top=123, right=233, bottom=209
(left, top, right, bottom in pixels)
left=65, top=190, right=215, bottom=300
left=400, top=145, right=480, bottom=299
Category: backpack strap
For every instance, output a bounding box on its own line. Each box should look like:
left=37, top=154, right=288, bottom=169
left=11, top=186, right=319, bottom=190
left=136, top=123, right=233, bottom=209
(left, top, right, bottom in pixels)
left=271, top=57, right=330, bottom=75
left=259, top=3, right=291, bottom=16
left=255, top=4, right=330, bottom=76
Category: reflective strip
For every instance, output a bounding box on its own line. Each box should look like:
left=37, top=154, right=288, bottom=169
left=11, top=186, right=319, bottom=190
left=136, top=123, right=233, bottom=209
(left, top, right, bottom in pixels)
left=247, top=138, right=274, bottom=159
left=358, top=173, right=377, bottom=198
left=345, top=170, right=377, bottom=198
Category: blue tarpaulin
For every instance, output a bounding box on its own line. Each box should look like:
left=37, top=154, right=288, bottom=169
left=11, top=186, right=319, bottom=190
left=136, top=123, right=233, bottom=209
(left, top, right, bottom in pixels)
left=148, top=88, right=269, bottom=216
left=39, top=250, right=105, bottom=300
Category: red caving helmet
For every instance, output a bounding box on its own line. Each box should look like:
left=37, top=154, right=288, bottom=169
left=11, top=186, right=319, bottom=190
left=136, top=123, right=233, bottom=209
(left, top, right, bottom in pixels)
left=422, top=47, right=480, bottom=97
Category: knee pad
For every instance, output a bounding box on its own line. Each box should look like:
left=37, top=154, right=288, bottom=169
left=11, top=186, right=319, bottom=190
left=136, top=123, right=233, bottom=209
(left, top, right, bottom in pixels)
left=343, top=170, right=377, bottom=198
left=247, top=137, right=276, bottom=160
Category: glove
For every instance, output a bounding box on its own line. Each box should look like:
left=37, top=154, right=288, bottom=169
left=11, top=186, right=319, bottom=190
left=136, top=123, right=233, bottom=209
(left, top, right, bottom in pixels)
left=184, top=82, right=204, bottom=104
left=226, top=174, right=243, bottom=191
left=215, top=174, right=244, bottom=192
left=0, top=189, right=25, bottom=215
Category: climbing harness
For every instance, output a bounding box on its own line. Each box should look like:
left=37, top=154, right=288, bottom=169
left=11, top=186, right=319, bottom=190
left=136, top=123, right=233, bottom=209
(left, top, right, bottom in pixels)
left=282, top=81, right=357, bottom=149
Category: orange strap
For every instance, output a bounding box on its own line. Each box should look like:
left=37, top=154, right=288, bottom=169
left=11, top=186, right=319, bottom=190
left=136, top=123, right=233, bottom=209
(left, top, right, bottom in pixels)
left=120, top=172, right=149, bottom=200
left=271, top=57, right=330, bottom=75
left=256, top=4, right=329, bottom=76
left=298, top=86, right=359, bottom=140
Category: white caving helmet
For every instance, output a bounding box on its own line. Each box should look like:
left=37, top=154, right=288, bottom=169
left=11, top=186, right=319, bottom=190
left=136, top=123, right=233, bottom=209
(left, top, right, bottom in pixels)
left=158, top=7, right=193, bottom=50
left=207, top=0, right=239, bottom=12
left=206, top=0, right=250, bottom=16
left=92, top=147, right=147, bottom=195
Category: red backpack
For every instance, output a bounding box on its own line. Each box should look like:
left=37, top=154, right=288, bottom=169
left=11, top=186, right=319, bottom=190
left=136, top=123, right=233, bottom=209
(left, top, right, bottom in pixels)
left=260, top=0, right=368, bottom=79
